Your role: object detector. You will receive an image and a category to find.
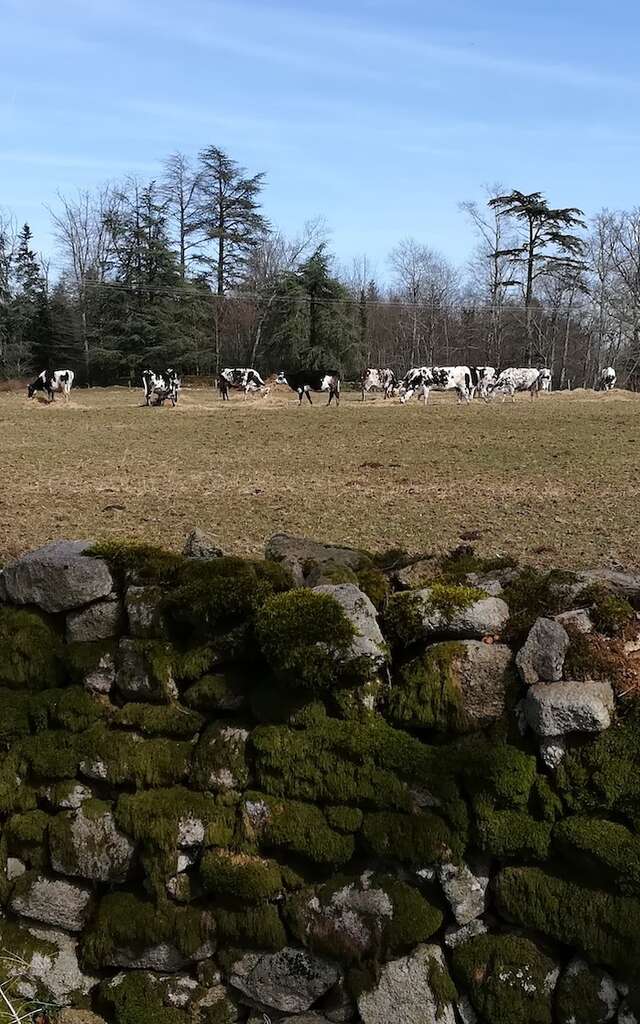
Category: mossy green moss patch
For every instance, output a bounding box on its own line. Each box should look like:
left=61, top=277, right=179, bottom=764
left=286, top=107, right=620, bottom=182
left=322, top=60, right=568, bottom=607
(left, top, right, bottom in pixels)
left=325, top=806, right=364, bottom=833
left=214, top=904, right=287, bottom=950
left=256, top=589, right=355, bottom=690
left=452, top=934, right=556, bottom=1024
left=503, top=568, right=577, bottom=645
left=5, top=809, right=50, bottom=847
left=356, top=566, right=390, bottom=609
left=98, top=972, right=188, bottom=1024
left=0, top=607, right=63, bottom=690
left=201, top=848, right=282, bottom=901
left=389, top=642, right=467, bottom=732
left=438, top=548, right=518, bottom=582
left=473, top=800, right=552, bottom=861
left=82, top=891, right=214, bottom=968
left=362, top=810, right=456, bottom=865
left=183, top=672, right=247, bottom=712
left=115, top=787, right=235, bottom=854
left=114, top=702, right=204, bottom=738
left=495, top=866, right=640, bottom=975
left=243, top=791, right=355, bottom=865
left=576, top=583, right=635, bottom=636
left=553, top=816, right=640, bottom=894
left=82, top=727, right=192, bottom=787
left=555, top=711, right=640, bottom=820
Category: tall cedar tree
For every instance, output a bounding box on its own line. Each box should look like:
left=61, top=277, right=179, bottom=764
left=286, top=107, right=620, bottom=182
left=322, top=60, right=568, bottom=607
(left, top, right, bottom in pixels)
left=488, top=191, right=586, bottom=364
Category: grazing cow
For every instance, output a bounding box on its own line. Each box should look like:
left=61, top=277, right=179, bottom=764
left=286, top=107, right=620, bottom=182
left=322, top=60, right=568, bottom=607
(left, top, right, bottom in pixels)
left=27, top=369, right=75, bottom=402
left=487, top=367, right=542, bottom=401
left=596, top=366, right=616, bottom=391
left=276, top=370, right=341, bottom=405
left=399, top=366, right=472, bottom=404
left=469, top=366, right=497, bottom=400
left=538, top=368, right=552, bottom=392
left=219, top=367, right=268, bottom=398
left=142, top=368, right=180, bottom=407
left=360, top=368, right=398, bottom=400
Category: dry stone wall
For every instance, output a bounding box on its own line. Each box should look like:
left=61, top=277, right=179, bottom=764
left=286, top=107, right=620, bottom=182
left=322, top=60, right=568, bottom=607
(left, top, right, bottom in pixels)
left=1, top=535, right=640, bottom=1024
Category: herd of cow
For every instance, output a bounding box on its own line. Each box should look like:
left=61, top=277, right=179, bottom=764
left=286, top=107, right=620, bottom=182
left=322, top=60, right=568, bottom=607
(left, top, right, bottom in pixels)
left=24, top=363, right=618, bottom=407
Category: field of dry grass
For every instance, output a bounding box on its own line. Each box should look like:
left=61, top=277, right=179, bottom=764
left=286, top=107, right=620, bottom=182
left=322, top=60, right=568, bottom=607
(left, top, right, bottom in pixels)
left=1, top=382, right=639, bottom=569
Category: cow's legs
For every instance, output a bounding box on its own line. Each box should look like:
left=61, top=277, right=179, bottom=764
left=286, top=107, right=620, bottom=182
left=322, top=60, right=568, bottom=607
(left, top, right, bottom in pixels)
left=423, top=386, right=430, bottom=404
left=305, top=386, right=313, bottom=404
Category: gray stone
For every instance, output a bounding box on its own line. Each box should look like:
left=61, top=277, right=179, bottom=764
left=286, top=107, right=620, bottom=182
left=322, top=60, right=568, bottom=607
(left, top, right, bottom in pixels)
left=577, top=568, right=640, bottom=607
left=539, top=735, right=567, bottom=769
left=83, top=650, right=116, bottom=695
left=394, top=558, right=439, bottom=590
left=66, top=597, right=121, bottom=642
left=13, top=925, right=99, bottom=1003
left=402, top=588, right=509, bottom=641
left=183, top=527, right=224, bottom=559
left=10, top=875, right=93, bottom=932
left=50, top=804, right=136, bottom=883
left=516, top=617, right=570, bottom=685
left=358, top=944, right=456, bottom=1024
left=555, top=608, right=593, bottom=634
left=125, top=585, right=166, bottom=638
left=2, top=540, right=114, bottom=613
left=7, top=856, right=26, bottom=880
left=456, top=995, right=479, bottom=1024
left=557, top=957, right=619, bottom=1023
left=52, top=782, right=94, bottom=810
left=192, top=723, right=249, bottom=792
left=524, top=681, right=615, bottom=737
left=55, top=1011, right=109, bottom=1024
left=191, top=984, right=240, bottom=1021
left=444, top=919, right=488, bottom=949
left=230, top=947, right=340, bottom=1013
left=619, top=1003, right=640, bottom=1024
left=266, top=533, right=368, bottom=587
left=447, top=641, right=514, bottom=729
left=115, top=637, right=177, bottom=702
left=177, top=817, right=206, bottom=847
left=437, top=861, right=489, bottom=925
left=312, top=584, right=387, bottom=671
left=110, top=943, right=189, bottom=972
left=289, top=874, right=394, bottom=959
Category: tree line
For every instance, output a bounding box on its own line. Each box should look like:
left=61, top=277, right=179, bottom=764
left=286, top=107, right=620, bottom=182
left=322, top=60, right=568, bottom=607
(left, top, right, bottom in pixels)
left=2, top=146, right=640, bottom=388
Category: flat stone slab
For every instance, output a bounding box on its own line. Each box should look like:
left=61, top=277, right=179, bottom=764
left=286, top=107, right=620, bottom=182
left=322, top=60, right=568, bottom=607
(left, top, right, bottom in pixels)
left=230, top=947, right=340, bottom=1013
left=524, top=681, right=615, bottom=737
left=266, top=533, right=369, bottom=586
left=10, top=875, right=93, bottom=932
left=3, top=540, right=114, bottom=613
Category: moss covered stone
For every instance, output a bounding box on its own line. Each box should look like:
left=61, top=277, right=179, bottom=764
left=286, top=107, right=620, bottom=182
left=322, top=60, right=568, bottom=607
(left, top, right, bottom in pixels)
left=355, top=566, right=391, bottom=609
left=555, top=711, right=640, bottom=821
left=243, top=791, right=355, bottom=865
left=0, top=753, right=37, bottom=814
left=451, top=934, right=557, bottom=1024
left=115, top=786, right=235, bottom=855
left=214, top=904, right=287, bottom=950
left=80, top=727, right=192, bottom=787
left=287, top=873, right=442, bottom=963
left=18, top=728, right=91, bottom=780
left=82, top=891, right=214, bottom=968
left=495, top=866, right=640, bottom=974
left=0, top=607, right=63, bottom=689
left=200, top=848, right=282, bottom=901
left=255, top=589, right=356, bottom=690
left=5, top=809, right=50, bottom=847
left=473, top=799, right=552, bottom=861
left=556, top=957, right=619, bottom=1024
left=191, top=721, right=249, bottom=793
left=388, top=642, right=466, bottom=731
left=438, top=549, right=518, bottom=582
left=113, top=702, right=204, bottom=738
left=362, top=810, right=457, bottom=865
left=325, top=806, right=364, bottom=833
left=576, top=583, right=635, bottom=636
left=183, top=672, right=247, bottom=712
left=98, top=972, right=188, bottom=1024
left=553, top=816, right=640, bottom=894
left=502, top=568, right=577, bottom=645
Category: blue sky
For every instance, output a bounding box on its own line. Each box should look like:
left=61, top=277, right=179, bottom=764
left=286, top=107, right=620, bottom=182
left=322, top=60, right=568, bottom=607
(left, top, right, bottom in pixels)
left=2, top=0, right=640, bottom=279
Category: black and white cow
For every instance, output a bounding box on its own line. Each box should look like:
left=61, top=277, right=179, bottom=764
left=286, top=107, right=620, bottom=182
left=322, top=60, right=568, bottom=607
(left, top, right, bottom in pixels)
left=469, top=366, right=497, bottom=400
left=596, top=366, right=616, bottom=391
left=27, top=369, right=75, bottom=402
left=360, top=368, right=398, bottom=400
left=399, top=366, right=472, bottom=404
left=276, top=370, right=341, bottom=405
left=218, top=367, right=268, bottom=399
left=537, top=367, right=552, bottom=392
left=487, top=367, right=543, bottom=401
left=142, top=368, right=180, bottom=407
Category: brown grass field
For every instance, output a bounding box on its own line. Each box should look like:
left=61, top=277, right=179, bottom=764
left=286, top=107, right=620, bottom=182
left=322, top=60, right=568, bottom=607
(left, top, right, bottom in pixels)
left=1, top=383, right=639, bottom=568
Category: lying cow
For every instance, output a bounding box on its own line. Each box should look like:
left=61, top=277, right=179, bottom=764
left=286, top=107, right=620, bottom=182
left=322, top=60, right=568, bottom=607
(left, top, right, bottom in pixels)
left=360, top=368, right=397, bottom=400
left=596, top=366, right=616, bottom=391
left=218, top=367, right=269, bottom=399
left=276, top=370, right=341, bottom=405
left=399, top=366, right=472, bottom=404
left=487, top=367, right=544, bottom=401
left=142, top=368, right=180, bottom=407
left=27, top=369, right=75, bottom=402
left=469, top=366, right=497, bottom=400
